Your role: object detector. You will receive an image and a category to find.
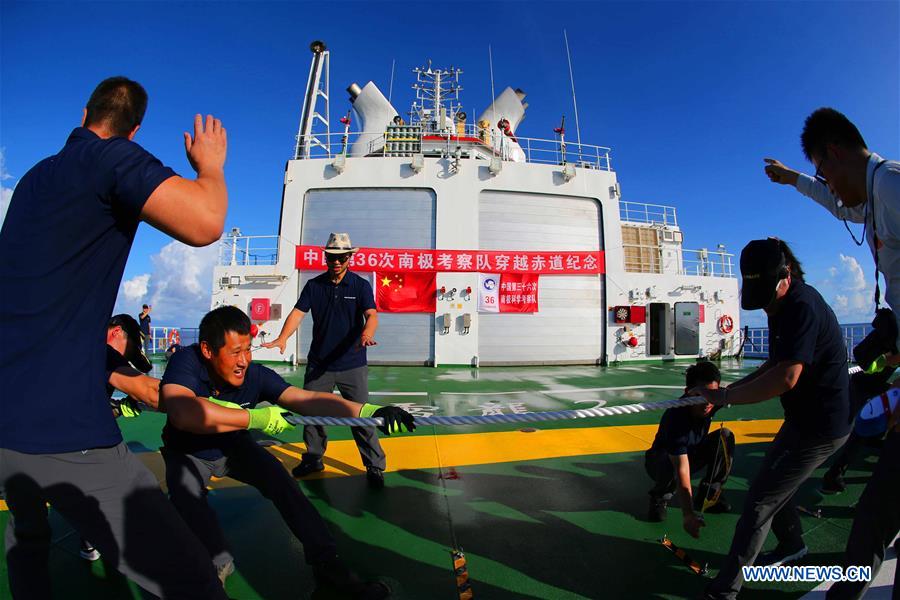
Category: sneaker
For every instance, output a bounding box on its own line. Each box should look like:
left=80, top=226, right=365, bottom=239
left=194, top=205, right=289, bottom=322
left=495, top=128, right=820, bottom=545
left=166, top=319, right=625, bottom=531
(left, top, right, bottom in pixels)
left=216, top=560, right=235, bottom=585
left=648, top=497, right=668, bottom=522
left=821, top=469, right=846, bottom=494
left=366, top=467, right=385, bottom=490
left=292, top=459, right=324, bottom=478
left=755, top=542, right=809, bottom=567
left=79, top=539, right=100, bottom=562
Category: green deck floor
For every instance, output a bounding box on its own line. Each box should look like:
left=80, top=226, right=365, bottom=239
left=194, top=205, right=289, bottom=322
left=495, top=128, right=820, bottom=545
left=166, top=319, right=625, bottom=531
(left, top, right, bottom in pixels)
left=0, top=360, right=878, bottom=599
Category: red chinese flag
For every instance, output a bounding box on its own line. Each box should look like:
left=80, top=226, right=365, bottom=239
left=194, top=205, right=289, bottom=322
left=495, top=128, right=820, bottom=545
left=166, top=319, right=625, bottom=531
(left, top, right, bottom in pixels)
left=375, top=271, right=436, bottom=313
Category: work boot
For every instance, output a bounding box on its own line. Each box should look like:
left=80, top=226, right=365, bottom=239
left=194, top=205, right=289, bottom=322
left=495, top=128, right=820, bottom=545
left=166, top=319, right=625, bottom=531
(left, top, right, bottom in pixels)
left=703, top=495, right=731, bottom=514
left=820, top=468, right=846, bottom=494
left=292, top=459, right=324, bottom=478
left=648, top=497, right=668, bottom=522
left=313, top=556, right=391, bottom=599
left=366, top=467, right=385, bottom=490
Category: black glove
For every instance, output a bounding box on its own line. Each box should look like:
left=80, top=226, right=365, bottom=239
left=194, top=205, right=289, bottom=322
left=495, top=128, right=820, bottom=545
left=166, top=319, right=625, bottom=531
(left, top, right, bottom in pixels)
left=361, top=404, right=416, bottom=435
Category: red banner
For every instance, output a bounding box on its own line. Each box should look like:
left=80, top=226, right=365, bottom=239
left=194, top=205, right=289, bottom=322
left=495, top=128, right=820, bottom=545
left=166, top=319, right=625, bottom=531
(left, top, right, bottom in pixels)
left=499, top=273, right=539, bottom=312
left=296, top=246, right=604, bottom=274
left=374, top=271, right=436, bottom=313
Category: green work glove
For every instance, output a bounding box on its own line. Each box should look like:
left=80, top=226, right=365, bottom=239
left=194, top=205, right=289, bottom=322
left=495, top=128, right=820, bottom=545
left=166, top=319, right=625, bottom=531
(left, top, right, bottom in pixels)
left=359, top=403, right=416, bottom=435
left=111, top=397, right=142, bottom=418
left=247, top=406, right=294, bottom=436
left=207, top=397, right=242, bottom=410
left=864, top=354, right=888, bottom=375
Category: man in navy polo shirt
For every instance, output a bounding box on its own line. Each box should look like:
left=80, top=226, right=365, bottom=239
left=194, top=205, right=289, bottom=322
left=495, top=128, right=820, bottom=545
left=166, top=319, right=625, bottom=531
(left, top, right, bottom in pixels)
left=161, top=305, right=413, bottom=596
left=265, top=233, right=388, bottom=488
left=0, top=76, right=229, bottom=598
left=693, top=239, right=852, bottom=600
left=644, top=361, right=734, bottom=536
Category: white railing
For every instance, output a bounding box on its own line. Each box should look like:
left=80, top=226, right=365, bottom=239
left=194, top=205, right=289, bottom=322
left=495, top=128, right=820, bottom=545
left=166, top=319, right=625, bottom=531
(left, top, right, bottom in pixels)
left=622, top=243, right=735, bottom=278
left=681, top=248, right=735, bottom=278
left=218, top=234, right=280, bottom=266
left=619, top=201, right=678, bottom=227
left=295, top=126, right=613, bottom=171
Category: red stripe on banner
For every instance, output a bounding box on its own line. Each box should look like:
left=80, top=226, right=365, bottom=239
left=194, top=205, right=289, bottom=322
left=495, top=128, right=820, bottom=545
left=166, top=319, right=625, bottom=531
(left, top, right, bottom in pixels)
left=295, top=246, right=605, bottom=275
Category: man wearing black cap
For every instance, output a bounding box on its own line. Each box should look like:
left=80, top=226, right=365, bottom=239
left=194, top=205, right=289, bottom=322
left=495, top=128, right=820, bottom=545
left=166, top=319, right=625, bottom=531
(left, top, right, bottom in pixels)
left=692, top=238, right=851, bottom=600
left=79, top=314, right=162, bottom=562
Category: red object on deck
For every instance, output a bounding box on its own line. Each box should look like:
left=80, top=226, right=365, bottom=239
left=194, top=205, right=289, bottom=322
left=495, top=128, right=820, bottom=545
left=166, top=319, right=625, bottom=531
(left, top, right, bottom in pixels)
left=250, top=324, right=259, bottom=338
left=250, top=298, right=270, bottom=321
left=627, top=336, right=639, bottom=347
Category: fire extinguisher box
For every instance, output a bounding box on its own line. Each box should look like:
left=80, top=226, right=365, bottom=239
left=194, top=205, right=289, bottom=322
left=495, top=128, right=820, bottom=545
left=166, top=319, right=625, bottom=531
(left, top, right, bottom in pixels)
left=250, top=298, right=271, bottom=321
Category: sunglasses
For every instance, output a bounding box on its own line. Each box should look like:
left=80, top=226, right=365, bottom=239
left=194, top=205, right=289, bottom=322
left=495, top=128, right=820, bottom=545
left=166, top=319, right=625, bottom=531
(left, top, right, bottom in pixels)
left=326, top=253, right=351, bottom=263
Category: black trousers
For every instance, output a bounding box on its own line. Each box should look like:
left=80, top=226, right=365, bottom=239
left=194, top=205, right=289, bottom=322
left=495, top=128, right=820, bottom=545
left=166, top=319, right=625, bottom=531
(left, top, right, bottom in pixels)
left=162, top=434, right=338, bottom=569
left=644, top=426, right=735, bottom=508
left=826, top=430, right=900, bottom=600
left=705, top=423, right=849, bottom=599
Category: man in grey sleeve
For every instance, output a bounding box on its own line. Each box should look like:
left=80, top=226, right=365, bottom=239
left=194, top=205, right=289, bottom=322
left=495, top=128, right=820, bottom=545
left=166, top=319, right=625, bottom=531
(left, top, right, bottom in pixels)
left=764, top=107, right=900, bottom=600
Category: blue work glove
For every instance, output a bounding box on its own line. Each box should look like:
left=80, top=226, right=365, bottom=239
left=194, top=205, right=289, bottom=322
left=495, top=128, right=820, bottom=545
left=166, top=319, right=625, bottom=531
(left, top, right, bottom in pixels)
left=359, top=403, right=416, bottom=435
left=247, top=406, right=295, bottom=436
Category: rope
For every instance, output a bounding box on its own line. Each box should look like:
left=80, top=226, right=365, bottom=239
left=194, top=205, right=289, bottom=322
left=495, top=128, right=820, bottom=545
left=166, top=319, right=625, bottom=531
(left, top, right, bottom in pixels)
left=284, top=394, right=710, bottom=427
left=284, top=365, right=867, bottom=428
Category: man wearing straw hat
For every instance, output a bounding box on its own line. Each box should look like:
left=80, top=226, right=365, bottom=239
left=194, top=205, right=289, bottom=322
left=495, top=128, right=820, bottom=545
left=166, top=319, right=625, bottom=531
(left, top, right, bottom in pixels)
left=265, top=233, right=388, bottom=488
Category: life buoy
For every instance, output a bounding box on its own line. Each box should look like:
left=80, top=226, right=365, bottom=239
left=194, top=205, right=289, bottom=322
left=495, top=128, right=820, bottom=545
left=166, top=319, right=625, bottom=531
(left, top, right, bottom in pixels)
left=167, top=329, right=181, bottom=346
left=718, top=315, right=734, bottom=334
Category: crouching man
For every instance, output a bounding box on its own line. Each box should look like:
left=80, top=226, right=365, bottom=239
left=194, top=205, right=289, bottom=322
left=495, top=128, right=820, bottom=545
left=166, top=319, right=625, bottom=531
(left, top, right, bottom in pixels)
left=645, top=361, right=734, bottom=537
left=160, top=306, right=415, bottom=596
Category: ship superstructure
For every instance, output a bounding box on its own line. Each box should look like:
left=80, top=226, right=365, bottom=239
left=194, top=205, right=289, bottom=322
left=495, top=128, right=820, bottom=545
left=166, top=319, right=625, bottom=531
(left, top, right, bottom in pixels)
left=211, top=41, right=740, bottom=366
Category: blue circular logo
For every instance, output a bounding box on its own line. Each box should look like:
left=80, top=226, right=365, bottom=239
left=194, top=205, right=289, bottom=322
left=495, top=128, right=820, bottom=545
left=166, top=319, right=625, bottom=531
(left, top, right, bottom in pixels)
left=483, top=278, right=497, bottom=290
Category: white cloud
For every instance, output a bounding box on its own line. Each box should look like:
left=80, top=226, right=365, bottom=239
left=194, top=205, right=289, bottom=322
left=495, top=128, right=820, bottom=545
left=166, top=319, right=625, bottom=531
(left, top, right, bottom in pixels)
left=114, top=240, right=219, bottom=327
left=816, top=254, right=874, bottom=323
left=122, top=273, right=151, bottom=302
left=0, top=149, right=17, bottom=229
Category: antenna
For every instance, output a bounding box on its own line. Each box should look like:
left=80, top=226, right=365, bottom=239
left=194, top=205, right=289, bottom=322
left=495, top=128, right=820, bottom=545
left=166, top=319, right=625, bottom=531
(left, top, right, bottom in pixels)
left=563, top=30, right=582, bottom=148
left=388, top=59, right=396, bottom=103
left=488, top=45, right=496, bottom=128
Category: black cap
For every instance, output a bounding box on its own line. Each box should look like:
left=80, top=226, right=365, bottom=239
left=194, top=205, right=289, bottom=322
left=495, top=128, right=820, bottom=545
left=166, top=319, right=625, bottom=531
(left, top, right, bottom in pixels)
left=108, top=314, right=152, bottom=373
left=740, top=238, right=786, bottom=310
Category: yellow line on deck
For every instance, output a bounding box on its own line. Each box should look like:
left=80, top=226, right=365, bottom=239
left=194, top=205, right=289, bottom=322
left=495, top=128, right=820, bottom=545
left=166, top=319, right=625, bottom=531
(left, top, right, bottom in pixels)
left=0, top=419, right=783, bottom=507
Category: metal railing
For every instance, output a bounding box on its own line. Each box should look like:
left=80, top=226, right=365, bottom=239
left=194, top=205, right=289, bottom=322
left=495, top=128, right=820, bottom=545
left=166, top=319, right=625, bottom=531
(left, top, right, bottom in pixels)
left=681, top=249, right=735, bottom=278
left=619, top=202, right=678, bottom=226
left=744, top=322, right=872, bottom=361
left=147, top=326, right=199, bottom=354
left=218, top=234, right=280, bottom=266
left=296, top=127, right=613, bottom=171
left=622, top=243, right=735, bottom=277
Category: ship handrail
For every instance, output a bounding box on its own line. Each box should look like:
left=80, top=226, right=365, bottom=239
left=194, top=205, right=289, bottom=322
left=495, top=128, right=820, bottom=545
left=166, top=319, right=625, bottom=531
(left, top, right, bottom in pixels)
left=619, top=201, right=678, bottom=227
left=622, top=242, right=735, bottom=278
left=295, top=126, right=613, bottom=170
left=745, top=322, right=871, bottom=361
left=218, top=234, right=280, bottom=266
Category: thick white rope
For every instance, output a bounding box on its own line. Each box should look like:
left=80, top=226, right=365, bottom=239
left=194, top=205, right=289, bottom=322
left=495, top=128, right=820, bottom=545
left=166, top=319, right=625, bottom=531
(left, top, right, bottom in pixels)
left=285, top=365, right=867, bottom=428
left=285, top=394, right=710, bottom=427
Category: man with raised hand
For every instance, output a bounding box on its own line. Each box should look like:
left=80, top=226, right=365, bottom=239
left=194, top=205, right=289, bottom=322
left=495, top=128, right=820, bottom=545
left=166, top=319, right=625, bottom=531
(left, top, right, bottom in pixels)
left=160, top=305, right=413, bottom=595
left=0, top=76, right=229, bottom=598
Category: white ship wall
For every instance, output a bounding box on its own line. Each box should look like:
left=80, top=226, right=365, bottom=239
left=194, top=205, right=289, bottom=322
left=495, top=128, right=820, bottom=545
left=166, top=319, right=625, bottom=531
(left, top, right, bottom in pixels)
left=212, top=154, right=741, bottom=366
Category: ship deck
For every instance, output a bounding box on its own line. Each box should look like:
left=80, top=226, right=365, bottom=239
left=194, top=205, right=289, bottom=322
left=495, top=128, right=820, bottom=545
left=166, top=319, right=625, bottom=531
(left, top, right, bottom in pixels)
left=1, top=359, right=895, bottom=599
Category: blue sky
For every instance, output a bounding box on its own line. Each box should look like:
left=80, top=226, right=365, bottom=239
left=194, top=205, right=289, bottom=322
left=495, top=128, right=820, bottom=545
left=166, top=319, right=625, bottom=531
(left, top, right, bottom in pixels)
left=2, top=1, right=898, bottom=327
